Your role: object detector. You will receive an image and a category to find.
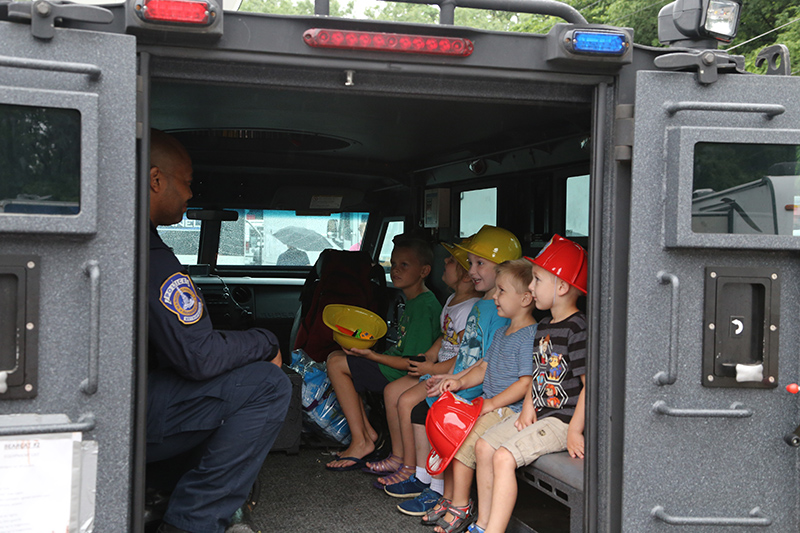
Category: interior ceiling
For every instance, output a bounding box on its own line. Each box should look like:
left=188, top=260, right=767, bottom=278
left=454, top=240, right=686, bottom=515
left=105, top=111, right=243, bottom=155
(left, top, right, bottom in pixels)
left=151, top=80, right=591, bottom=182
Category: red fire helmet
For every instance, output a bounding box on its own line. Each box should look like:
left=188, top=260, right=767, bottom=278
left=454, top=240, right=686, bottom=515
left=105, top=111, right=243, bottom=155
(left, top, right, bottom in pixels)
left=525, top=234, right=587, bottom=294
left=425, top=392, right=484, bottom=476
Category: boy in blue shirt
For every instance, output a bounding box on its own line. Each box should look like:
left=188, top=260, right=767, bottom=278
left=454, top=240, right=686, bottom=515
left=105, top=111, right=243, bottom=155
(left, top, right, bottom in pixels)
left=430, top=259, right=537, bottom=533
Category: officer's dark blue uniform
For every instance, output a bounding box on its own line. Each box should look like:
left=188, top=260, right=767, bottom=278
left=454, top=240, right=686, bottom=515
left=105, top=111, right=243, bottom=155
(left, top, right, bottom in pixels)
left=147, top=224, right=291, bottom=533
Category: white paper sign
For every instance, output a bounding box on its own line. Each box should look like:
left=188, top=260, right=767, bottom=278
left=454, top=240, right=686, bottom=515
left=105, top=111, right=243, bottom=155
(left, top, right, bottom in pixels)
left=0, top=432, right=80, bottom=533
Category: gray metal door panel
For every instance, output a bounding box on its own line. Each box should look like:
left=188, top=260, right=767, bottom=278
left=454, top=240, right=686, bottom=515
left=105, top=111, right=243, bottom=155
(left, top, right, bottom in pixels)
left=0, top=20, right=137, bottom=531
left=623, top=70, right=800, bottom=530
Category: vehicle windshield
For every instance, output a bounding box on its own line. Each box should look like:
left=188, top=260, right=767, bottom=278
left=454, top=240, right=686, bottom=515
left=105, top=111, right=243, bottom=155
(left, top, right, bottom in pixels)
left=157, top=209, right=369, bottom=266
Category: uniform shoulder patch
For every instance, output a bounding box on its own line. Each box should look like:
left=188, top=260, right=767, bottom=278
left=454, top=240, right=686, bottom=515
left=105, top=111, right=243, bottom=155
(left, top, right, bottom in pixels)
left=160, top=272, right=203, bottom=325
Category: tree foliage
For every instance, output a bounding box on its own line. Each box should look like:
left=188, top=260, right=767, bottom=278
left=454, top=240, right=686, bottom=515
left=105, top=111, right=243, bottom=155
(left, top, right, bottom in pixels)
left=239, top=0, right=800, bottom=74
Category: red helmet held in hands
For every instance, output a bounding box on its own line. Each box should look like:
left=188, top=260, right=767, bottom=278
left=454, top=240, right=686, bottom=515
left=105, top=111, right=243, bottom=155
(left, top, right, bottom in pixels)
left=425, top=392, right=484, bottom=476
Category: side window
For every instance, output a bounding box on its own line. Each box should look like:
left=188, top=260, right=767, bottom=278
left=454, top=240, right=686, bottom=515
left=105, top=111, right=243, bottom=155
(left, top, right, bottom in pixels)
left=692, top=143, right=800, bottom=236
left=157, top=213, right=201, bottom=264
left=565, top=174, right=590, bottom=237
left=459, top=187, right=496, bottom=237
left=378, top=220, right=405, bottom=275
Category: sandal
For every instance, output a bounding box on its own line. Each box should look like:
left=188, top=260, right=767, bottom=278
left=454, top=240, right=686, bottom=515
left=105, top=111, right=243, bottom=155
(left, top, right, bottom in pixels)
left=362, top=453, right=402, bottom=475
left=377, top=465, right=414, bottom=486
left=421, top=496, right=451, bottom=526
left=434, top=500, right=474, bottom=533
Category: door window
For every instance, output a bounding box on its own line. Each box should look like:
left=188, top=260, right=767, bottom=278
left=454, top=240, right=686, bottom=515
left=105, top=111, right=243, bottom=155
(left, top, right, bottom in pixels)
left=0, top=104, right=81, bottom=215
left=692, top=143, right=800, bottom=236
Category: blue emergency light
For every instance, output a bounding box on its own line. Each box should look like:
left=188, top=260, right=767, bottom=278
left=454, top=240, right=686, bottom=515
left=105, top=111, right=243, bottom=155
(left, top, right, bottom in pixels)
left=570, top=30, right=629, bottom=55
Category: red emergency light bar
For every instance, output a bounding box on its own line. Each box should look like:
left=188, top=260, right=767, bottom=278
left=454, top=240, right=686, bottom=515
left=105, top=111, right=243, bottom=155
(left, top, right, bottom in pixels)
left=303, top=28, right=473, bottom=57
left=138, top=0, right=214, bottom=25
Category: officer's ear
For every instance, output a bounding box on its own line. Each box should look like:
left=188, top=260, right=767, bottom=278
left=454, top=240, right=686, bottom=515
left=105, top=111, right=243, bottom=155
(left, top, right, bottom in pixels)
left=150, top=166, right=163, bottom=193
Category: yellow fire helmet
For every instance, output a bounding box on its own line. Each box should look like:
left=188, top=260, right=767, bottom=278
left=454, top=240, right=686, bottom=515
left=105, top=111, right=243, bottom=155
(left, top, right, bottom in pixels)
left=441, top=234, right=474, bottom=271
left=452, top=225, right=521, bottom=264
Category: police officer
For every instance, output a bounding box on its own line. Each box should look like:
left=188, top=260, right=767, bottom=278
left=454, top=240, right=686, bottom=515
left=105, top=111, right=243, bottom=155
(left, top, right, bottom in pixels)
left=147, top=129, right=291, bottom=533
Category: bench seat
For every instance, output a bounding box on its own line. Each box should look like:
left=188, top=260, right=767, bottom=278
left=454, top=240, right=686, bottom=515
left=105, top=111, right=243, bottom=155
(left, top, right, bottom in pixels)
left=510, top=452, right=584, bottom=533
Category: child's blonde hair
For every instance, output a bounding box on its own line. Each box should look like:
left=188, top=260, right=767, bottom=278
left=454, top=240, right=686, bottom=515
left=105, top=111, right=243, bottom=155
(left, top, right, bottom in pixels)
left=495, top=259, right=533, bottom=294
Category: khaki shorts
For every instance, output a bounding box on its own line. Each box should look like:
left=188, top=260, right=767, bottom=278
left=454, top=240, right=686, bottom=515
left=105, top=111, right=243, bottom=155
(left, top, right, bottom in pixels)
left=481, top=415, right=569, bottom=468
left=453, top=407, right=516, bottom=469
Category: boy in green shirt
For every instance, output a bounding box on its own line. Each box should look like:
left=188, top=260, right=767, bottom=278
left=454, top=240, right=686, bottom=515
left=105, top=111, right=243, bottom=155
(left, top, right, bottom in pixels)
left=326, top=237, right=441, bottom=471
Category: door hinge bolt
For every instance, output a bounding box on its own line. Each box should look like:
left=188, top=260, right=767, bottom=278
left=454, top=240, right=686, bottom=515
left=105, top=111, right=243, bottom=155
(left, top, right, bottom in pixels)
left=35, top=2, right=52, bottom=16
left=709, top=323, right=715, bottom=330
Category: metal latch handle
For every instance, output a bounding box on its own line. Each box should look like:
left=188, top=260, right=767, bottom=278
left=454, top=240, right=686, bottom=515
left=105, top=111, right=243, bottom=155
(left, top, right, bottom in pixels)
left=652, top=505, right=771, bottom=526
left=654, top=271, right=679, bottom=385
left=80, top=261, right=100, bottom=395
left=652, top=400, right=753, bottom=418
left=664, top=101, right=785, bottom=119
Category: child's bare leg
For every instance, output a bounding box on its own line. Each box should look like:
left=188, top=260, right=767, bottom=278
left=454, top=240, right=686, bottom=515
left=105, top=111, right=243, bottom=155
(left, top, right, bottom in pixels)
left=413, top=422, right=431, bottom=468
left=325, top=351, right=375, bottom=467
left=442, top=464, right=454, bottom=500
left=483, top=447, right=518, bottom=533
left=474, top=437, right=496, bottom=529
left=383, top=375, right=417, bottom=459
left=398, top=382, right=428, bottom=467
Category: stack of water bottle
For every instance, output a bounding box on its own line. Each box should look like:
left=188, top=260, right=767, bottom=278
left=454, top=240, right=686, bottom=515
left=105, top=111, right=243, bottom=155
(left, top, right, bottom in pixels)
left=288, top=349, right=351, bottom=444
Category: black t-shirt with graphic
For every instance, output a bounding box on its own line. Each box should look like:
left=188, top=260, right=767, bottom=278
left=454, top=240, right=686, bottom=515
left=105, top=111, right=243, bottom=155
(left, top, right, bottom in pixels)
left=530, top=312, right=586, bottom=424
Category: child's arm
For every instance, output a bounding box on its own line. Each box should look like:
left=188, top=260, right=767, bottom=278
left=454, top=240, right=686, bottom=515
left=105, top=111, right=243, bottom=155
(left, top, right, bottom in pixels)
left=407, top=336, right=445, bottom=377
left=566, top=375, right=586, bottom=459
left=410, top=357, right=455, bottom=378
left=515, top=386, right=537, bottom=430
left=345, top=347, right=413, bottom=371
left=481, top=375, right=533, bottom=415
left=438, top=360, right=487, bottom=394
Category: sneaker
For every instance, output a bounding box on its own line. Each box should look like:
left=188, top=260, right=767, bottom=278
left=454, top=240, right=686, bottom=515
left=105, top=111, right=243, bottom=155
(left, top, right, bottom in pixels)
left=397, top=487, right=443, bottom=516
left=384, top=474, right=429, bottom=498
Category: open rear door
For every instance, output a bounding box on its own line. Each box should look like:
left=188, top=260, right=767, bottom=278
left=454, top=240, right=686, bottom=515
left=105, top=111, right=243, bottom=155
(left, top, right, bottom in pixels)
left=0, top=15, right=137, bottom=532
left=623, top=68, right=800, bottom=530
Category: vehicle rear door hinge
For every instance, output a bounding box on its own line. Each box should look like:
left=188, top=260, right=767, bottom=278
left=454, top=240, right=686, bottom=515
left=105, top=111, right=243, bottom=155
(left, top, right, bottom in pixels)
left=136, top=74, right=144, bottom=139
left=614, top=104, right=634, bottom=162
left=653, top=49, right=745, bottom=85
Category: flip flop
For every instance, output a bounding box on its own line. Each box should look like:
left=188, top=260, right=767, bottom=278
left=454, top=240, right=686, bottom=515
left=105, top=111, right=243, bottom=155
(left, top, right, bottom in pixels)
left=325, top=456, right=367, bottom=472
